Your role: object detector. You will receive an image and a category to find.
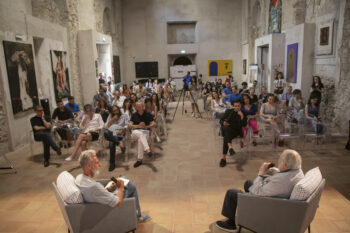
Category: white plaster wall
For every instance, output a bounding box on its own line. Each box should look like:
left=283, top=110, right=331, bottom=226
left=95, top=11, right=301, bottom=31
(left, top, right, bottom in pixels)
left=121, top=0, right=242, bottom=84
left=78, top=0, right=96, bottom=30
left=0, top=6, right=68, bottom=150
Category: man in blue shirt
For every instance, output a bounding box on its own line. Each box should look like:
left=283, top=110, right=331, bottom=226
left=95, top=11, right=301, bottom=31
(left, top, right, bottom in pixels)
left=222, top=82, right=232, bottom=103
left=93, top=88, right=110, bottom=106
left=65, top=96, right=80, bottom=114
left=184, top=72, right=192, bottom=89
left=228, top=85, right=242, bottom=103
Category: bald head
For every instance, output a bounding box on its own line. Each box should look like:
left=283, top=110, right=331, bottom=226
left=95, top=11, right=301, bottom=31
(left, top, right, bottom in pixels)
left=278, top=149, right=302, bottom=171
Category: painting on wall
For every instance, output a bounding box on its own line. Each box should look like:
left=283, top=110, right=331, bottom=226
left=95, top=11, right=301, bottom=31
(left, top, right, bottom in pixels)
left=316, top=19, right=334, bottom=55
left=268, top=0, right=282, bottom=34
left=208, top=60, right=232, bottom=76
left=286, top=43, right=298, bottom=83
left=243, top=59, right=247, bottom=75
left=50, top=50, right=70, bottom=100
left=113, top=56, right=121, bottom=83
left=3, top=41, right=39, bottom=114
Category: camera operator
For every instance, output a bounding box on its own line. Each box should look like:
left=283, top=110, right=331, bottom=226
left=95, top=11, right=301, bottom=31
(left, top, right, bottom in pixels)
left=219, top=100, right=247, bottom=167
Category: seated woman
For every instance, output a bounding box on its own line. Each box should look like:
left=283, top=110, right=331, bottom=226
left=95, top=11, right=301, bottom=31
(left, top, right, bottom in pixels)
left=248, top=87, right=258, bottom=105
left=95, top=97, right=110, bottom=123
left=310, top=75, right=324, bottom=102
left=259, top=93, right=281, bottom=146
left=211, top=91, right=226, bottom=119
left=202, top=83, right=213, bottom=112
left=241, top=94, right=259, bottom=147
left=152, top=93, right=167, bottom=134
left=288, top=89, right=305, bottom=123
left=65, top=104, right=104, bottom=161
left=121, top=98, right=134, bottom=121
left=130, top=93, right=138, bottom=110
left=104, top=106, right=128, bottom=171
left=305, top=94, right=324, bottom=134
left=122, top=84, right=132, bottom=97
left=145, top=98, right=161, bottom=142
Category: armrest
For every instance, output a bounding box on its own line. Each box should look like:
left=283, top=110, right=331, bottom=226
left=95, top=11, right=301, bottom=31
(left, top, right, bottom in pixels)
left=96, top=179, right=110, bottom=187
left=66, top=197, right=137, bottom=233
left=237, top=193, right=308, bottom=233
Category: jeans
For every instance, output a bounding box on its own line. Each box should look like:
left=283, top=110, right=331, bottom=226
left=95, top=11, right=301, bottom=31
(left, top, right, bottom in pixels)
left=104, top=131, right=123, bottom=164
left=123, top=182, right=142, bottom=218
left=34, top=131, right=58, bottom=161
left=221, top=180, right=253, bottom=225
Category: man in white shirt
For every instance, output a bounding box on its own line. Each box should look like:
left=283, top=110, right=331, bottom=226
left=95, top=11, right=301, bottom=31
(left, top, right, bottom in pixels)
left=216, top=149, right=304, bottom=232
left=75, top=150, right=150, bottom=222
left=112, top=90, right=126, bottom=108
left=66, top=104, right=104, bottom=161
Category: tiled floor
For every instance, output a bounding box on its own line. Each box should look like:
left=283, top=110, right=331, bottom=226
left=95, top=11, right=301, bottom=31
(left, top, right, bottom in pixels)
left=0, top=101, right=350, bottom=233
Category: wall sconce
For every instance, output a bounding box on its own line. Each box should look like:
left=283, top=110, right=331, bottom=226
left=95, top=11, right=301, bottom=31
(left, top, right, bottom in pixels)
left=15, top=34, right=24, bottom=41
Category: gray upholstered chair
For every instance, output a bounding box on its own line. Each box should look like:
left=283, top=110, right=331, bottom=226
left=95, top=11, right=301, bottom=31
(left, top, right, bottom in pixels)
left=237, top=179, right=325, bottom=233
left=53, top=179, right=137, bottom=233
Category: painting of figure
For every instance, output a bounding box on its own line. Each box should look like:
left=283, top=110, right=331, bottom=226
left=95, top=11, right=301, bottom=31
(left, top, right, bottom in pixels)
left=268, top=0, right=282, bottom=34
left=3, top=41, right=39, bottom=114
left=50, top=50, right=70, bottom=100
left=286, top=43, right=298, bottom=83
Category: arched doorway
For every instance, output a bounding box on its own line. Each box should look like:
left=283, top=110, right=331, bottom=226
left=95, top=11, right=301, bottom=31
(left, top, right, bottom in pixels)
left=173, top=56, right=192, bottom=66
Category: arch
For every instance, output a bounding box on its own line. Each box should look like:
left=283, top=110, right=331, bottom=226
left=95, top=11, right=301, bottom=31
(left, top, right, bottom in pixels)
left=173, top=56, right=192, bottom=66
left=209, top=62, right=218, bottom=76
left=103, top=7, right=112, bottom=34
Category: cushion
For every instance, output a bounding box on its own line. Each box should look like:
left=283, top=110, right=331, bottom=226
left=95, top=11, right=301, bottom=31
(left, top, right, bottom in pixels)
left=56, top=171, right=84, bottom=204
left=290, top=167, right=322, bottom=201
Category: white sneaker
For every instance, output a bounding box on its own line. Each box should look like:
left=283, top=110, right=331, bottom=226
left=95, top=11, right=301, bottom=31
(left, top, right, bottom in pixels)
left=191, top=112, right=194, bottom=117
left=156, top=136, right=161, bottom=143
left=65, top=156, right=72, bottom=161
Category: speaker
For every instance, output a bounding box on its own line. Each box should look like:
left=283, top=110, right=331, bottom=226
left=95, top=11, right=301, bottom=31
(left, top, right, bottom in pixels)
left=40, top=98, right=51, bottom=118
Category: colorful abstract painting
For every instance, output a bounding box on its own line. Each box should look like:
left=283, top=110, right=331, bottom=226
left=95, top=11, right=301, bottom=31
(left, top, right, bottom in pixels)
left=50, top=50, right=70, bottom=100
left=286, top=43, right=298, bottom=83
left=268, top=0, right=282, bottom=34
left=3, top=41, right=39, bottom=114
left=208, top=60, right=232, bottom=76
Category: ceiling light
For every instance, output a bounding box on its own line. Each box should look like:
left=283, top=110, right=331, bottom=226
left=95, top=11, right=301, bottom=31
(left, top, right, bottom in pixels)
left=181, top=50, right=186, bottom=54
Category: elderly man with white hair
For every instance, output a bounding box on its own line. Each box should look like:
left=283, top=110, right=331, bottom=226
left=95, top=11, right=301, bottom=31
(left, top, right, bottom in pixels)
left=129, top=101, right=156, bottom=168
left=112, top=90, right=126, bottom=108
left=75, top=150, right=150, bottom=222
left=216, top=149, right=304, bottom=232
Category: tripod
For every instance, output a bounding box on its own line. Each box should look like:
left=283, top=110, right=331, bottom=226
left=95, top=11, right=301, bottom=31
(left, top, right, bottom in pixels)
left=172, top=87, right=202, bottom=120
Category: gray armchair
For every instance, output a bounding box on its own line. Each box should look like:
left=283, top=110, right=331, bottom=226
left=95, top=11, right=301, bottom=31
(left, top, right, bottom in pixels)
left=237, top=179, right=325, bottom=233
left=53, top=179, right=137, bottom=233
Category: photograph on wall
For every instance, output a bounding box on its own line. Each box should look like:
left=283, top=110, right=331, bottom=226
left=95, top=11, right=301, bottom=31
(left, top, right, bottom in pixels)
left=286, top=43, right=298, bottom=83
left=3, top=41, right=39, bottom=114
left=113, top=56, right=121, bottom=83
left=316, top=19, right=334, bottom=55
left=50, top=50, right=70, bottom=100
left=268, top=0, right=282, bottom=33
left=208, top=60, right=232, bottom=76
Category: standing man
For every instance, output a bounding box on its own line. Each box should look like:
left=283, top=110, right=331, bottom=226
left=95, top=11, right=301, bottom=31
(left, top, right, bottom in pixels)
left=30, top=105, right=61, bottom=167
left=219, top=101, right=247, bottom=167
left=129, top=102, right=155, bottom=168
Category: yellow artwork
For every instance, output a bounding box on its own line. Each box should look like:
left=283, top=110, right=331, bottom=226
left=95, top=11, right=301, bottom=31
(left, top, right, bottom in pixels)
left=208, top=60, right=232, bottom=76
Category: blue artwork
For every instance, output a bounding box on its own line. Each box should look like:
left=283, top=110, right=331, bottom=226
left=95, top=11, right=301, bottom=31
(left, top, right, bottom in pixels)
left=269, top=0, right=282, bottom=34
left=209, top=61, right=218, bottom=76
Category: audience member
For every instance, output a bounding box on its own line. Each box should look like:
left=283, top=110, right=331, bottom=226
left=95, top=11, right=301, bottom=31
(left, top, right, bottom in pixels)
left=228, top=85, right=242, bottom=104
left=66, top=104, right=104, bottom=161
left=65, top=96, right=80, bottom=115
left=121, top=98, right=134, bottom=121
left=310, top=76, right=324, bottom=102
left=132, top=81, right=137, bottom=93
left=274, top=72, right=285, bottom=95
left=305, top=94, right=324, bottom=134
left=221, top=82, right=232, bottom=103
left=135, top=82, right=147, bottom=99
left=93, top=88, right=110, bottom=107
left=215, top=149, right=304, bottom=232
left=152, top=79, right=160, bottom=94
left=202, top=82, right=213, bottom=112
left=104, top=106, right=128, bottom=171
left=258, top=86, right=268, bottom=104
left=129, top=102, right=155, bottom=168
left=122, top=84, right=132, bottom=96
left=260, top=93, right=281, bottom=146
left=239, top=82, right=249, bottom=94
left=112, top=90, right=126, bottom=108
left=98, top=73, right=105, bottom=85
left=145, top=98, right=161, bottom=142
left=95, top=97, right=110, bottom=123
left=281, top=85, right=293, bottom=106
left=211, top=91, right=226, bottom=119
left=52, top=99, right=74, bottom=146
left=145, top=78, right=153, bottom=92
left=288, top=89, right=305, bottom=122
left=241, top=94, right=259, bottom=147
left=189, top=77, right=200, bottom=118
left=30, top=105, right=61, bottom=167
left=75, top=150, right=150, bottom=222
left=130, top=93, right=138, bottom=109
left=248, top=87, right=258, bottom=105
left=219, top=101, right=247, bottom=167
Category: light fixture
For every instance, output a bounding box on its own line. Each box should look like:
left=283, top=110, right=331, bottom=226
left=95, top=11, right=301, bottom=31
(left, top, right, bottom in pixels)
left=15, top=34, right=24, bottom=41
left=180, top=50, right=186, bottom=54
left=102, top=37, right=106, bottom=42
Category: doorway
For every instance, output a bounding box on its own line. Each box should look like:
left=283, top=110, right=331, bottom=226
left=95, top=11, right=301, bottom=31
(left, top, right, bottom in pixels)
left=258, top=46, right=269, bottom=91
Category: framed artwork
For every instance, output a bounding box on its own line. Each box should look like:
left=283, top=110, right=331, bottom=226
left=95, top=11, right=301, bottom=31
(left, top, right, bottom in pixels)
left=135, top=62, right=158, bottom=78
left=268, top=0, right=282, bottom=33
left=50, top=50, right=70, bottom=100
left=3, top=41, right=39, bottom=114
left=316, top=19, right=334, bottom=55
left=113, top=56, right=121, bottom=83
left=286, top=43, right=298, bottom=83
left=208, top=60, right=232, bottom=76
left=243, top=59, right=247, bottom=75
